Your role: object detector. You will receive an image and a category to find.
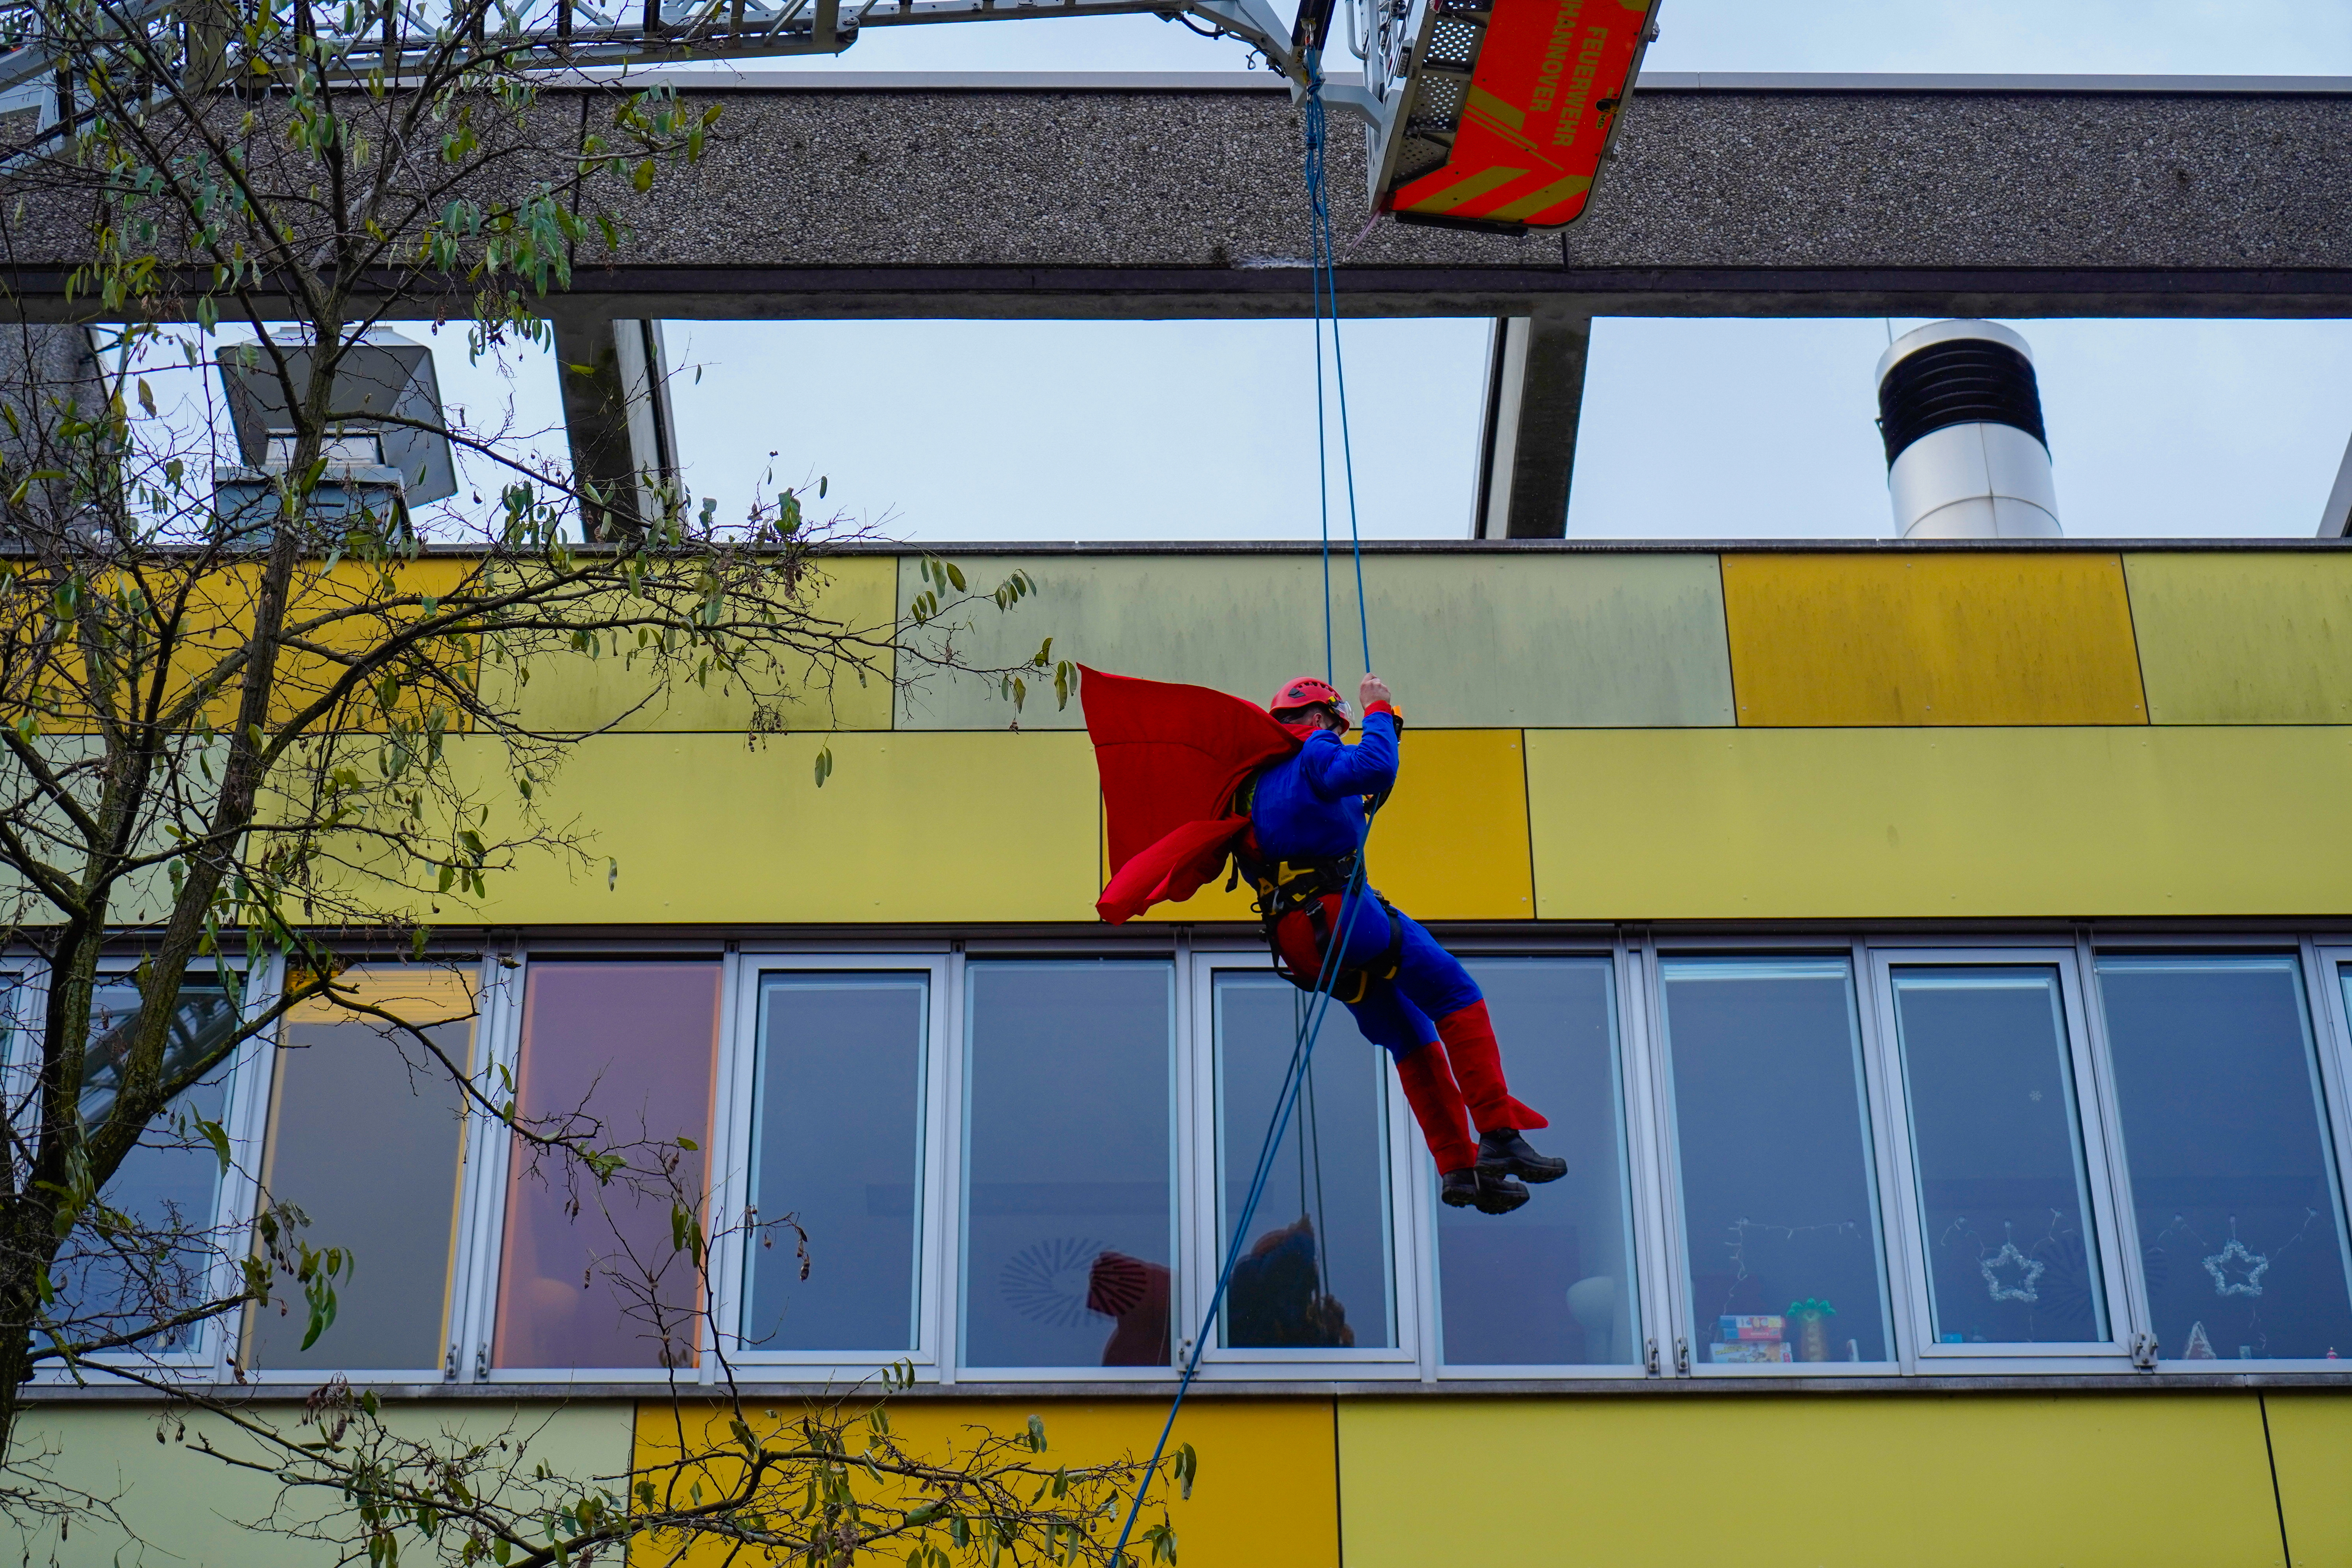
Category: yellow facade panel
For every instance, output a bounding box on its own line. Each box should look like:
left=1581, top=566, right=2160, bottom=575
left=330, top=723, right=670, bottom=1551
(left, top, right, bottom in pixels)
left=632, top=1397, right=1337, bottom=1568
left=1127, top=730, right=1534, bottom=925
left=1722, top=552, right=2149, bottom=726
left=482, top=556, right=899, bottom=733
left=1526, top=725, right=2352, bottom=920
left=1339, top=1395, right=2282, bottom=1568
left=897, top=553, right=1736, bottom=730
left=2125, top=552, right=2352, bottom=724
left=323, top=730, right=1102, bottom=926
left=4, top=557, right=479, bottom=734
left=2263, top=1391, right=2352, bottom=1566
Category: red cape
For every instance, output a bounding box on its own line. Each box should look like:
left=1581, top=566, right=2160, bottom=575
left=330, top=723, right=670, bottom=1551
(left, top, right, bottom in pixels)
left=1080, top=666, right=1299, bottom=924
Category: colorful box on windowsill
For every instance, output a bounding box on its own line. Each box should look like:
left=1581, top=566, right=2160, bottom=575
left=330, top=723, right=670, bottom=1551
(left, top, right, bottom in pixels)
left=1709, top=1341, right=1795, bottom=1363
left=1717, top=1316, right=1786, bottom=1342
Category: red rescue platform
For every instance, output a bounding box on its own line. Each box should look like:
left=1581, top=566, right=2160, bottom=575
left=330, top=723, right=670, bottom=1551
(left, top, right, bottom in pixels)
left=1376, top=0, right=1661, bottom=232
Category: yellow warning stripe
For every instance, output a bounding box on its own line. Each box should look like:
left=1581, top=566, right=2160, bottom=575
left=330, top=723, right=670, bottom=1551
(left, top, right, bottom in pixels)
left=1401, top=164, right=1527, bottom=214
left=1465, top=86, right=1526, bottom=132
left=1483, top=173, right=1594, bottom=223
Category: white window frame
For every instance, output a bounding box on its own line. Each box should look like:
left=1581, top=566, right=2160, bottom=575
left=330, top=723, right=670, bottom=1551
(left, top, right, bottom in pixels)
left=9, top=953, right=282, bottom=1386
left=1641, top=939, right=1906, bottom=1379
left=236, top=951, right=492, bottom=1389
left=1862, top=945, right=2137, bottom=1374
left=1185, top=942, right=1422, bottom=1379
left=2099, top=940, right=2352, bottom=1375
left=705, top=950, right=953, bottom=1385
left=955, top=948, right=1185, bottom=1384
left=1425, top=940, right=1655, bottom=1381
left=452, top=942, right=735, bottom=1387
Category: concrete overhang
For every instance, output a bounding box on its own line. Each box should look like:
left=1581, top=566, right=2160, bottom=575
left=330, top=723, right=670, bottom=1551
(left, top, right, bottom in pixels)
left=0, top=71, right=2346, bottom=320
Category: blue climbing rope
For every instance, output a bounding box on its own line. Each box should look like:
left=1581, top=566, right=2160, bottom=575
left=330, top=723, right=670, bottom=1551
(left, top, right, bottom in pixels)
left=1111, top=54, right=1377, bottom=1566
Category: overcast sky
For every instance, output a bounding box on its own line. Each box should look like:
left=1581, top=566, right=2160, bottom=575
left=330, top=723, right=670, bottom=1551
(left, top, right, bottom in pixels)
left=420, top=0, right=2352, bottom=543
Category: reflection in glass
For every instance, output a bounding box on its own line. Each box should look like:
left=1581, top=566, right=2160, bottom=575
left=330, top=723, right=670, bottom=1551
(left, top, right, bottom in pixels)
left=250, top=967, right=475, bottom=1372
left=1891, top=968, right=2107, bottom=1346
left=962, top=963, right=1172, bottom=1369
left=492, top=962, right=721, bottom=1371
left=52, top=978, right=243, bottom=1352
left=1662, top=959, right=1891, bottom=1365
left=744, top=974, right=926, bottom=1354
left=2102, top=957, right=2352, bottom=1361
left=1214, top=975, right=1394, bottom=1351
left=1437, top=959, right=1638, bottom=1367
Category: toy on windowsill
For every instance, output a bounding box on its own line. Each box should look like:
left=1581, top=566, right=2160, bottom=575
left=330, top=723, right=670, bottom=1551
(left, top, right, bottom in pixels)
left=1709, top=1314, right=1790, bottom=1363
left=1787, top=1298, right=1838, bottom=1363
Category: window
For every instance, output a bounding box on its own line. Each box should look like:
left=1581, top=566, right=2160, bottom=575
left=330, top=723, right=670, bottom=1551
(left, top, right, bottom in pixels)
left=1211, top=974, right=1397, bottom=1355
left=53, top=976, right=246, bottom=1356
left=961, top=962, right=1173, bottom=1371
left=1660, top=958, right=1893, bottom=1368
left=246, top=965, right=476, bottom=1376
left=490, top=960, right=722, bottom=1372
left=1884, top=965, right=2112, bottom=1350
left=740, top=971, right=929, bottom=1356
left=31, top=928, right=2351, bottom=1392
left=2102, top=956, right=2352, bottom=1363
left=1436, top=958, right=1640, bottom=1369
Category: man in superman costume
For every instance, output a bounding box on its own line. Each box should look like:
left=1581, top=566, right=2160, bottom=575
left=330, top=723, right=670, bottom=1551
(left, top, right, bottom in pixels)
left=1085, top=666, right=1564, bottom=1215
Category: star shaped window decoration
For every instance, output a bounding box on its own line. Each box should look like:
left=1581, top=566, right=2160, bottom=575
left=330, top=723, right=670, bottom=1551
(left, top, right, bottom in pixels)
left=1981, top=1240, right=2045, bottom=1304
left=2203, top=1238, right=2269, bottom=1298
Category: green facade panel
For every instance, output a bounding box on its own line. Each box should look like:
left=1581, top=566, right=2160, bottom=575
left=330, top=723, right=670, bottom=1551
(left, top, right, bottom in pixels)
left=2126, top=552, right=2352, bottom=724
left=2, top=1401, right=632, bottom=1566
left=895, top=551, right=1736, bottom=730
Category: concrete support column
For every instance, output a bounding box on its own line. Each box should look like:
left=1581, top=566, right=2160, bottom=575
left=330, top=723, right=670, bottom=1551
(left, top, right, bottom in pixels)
left=2321, top=427, right=2352, bottom=539
left=551, top=311, right=679, bottom=539
left=1470, top=313, right=1591, bottom=539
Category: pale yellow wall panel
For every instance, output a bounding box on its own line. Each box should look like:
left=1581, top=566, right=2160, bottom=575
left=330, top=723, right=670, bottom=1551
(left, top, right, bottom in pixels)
left=1339, top=1395, right=2281, bottom=1568
left=1127, top=730, right=1534, bottom=924
left=1723, top=552, right=2149, bottom=726
left=315, top=730, right=1101, bottom=926
left=1527, top=726, right=2352, bottom=920
left=2125, top=552, right=2352, bottom=724
left=3, top=1401, right=629, bottom=1566
left=897, top=553, right=1735, bottom=730
left=632, top=1398, right=1336, bottom=1568
left=481, top=557, right=898, bottom=733
left=2263, top=1392, right=2352, bottom=1566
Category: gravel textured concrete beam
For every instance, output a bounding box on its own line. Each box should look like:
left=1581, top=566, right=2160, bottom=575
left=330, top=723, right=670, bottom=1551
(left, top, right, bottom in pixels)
left=1, top=79, right=2345, bottom=318
left=550, top=79, right=2352, bottom=318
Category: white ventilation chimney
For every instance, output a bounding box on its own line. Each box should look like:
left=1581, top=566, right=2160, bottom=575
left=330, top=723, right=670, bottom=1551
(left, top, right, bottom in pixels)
left=1876, top=319, right=2059, bottom=539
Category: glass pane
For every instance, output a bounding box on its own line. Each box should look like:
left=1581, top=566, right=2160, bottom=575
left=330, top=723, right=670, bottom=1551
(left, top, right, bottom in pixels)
left=249, top=967, right=475, bottom=1373
left=55, top=978, right=243, bottom=1352
left=492, top=961, right=721, bottom=1371
left=1661, top=959, right=1892, bottom=1365
left=962, top=962, right=1172, bottom=1369
left=1891, top=968, right=2109, bottom=1346
left=743, top=974, right=926, bottom=1354
left=1437, top=958, right=1639, bottom=1367
left=1214, top=975, right=1396, bottom=1352
left=2101, top=957, right=2352, bottom=1361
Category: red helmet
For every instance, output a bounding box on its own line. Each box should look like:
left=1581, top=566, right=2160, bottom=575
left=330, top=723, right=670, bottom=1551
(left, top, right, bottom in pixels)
left=1268, top=675, right=1350, bottom=731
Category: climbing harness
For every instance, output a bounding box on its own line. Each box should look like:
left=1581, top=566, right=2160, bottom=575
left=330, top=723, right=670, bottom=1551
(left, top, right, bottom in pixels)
left=1225, top=776, right=1405, bottom=1005
left=1111, top=56, right=1379, bottom=1565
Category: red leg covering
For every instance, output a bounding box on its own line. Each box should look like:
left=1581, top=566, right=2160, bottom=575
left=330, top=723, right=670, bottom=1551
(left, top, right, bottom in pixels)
left=1393, top=1042, right=1478, bottom=1175
left=1437, top=1000, right=1548, bottom=1132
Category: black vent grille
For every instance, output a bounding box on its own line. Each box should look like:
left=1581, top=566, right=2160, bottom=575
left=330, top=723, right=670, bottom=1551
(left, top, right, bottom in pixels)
left=1877, top=338, right=2048, bottom=466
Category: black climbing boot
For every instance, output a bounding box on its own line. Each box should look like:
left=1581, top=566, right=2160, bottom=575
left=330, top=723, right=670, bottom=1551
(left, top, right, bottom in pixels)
left=1441, top=1165, right=1528, bottom=1215
left=1478, top=1127, right=1568, bottom=1185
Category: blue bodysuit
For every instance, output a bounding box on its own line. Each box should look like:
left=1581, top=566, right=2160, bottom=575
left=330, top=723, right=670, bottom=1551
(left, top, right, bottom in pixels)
left=1247, top=711, right=1483, bottom=1060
